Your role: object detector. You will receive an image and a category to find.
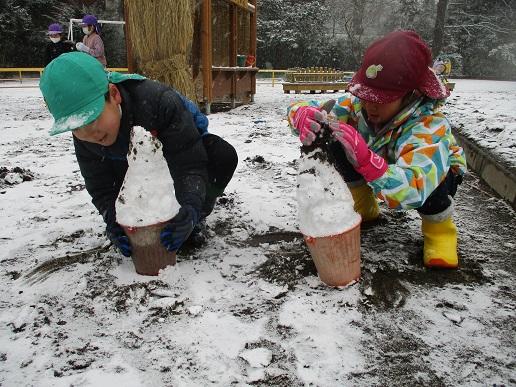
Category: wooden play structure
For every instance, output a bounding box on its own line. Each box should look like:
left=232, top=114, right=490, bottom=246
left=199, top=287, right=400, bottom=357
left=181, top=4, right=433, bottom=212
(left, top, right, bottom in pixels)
left=124, top=0, right=257, bottom=113
left=282, top=67, right=353, bottom=94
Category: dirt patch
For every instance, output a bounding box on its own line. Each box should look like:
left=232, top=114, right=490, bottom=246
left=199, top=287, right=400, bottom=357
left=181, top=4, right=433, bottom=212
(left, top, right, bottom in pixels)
left=210, top=218, right=245, bottom=240
left=242, top=339, right=303, bottom=386
left=354, top=318, right=446, bottom=386
left=217, top=193, right=235, bottom=208
left=52, top=230, right=87, bottom=245
left=246, top=229, right=303, bottom=247
left=244, top=155, right=272, bottom=169
left=360, top=262, right=486, bottom=311
left=360, top=205, right=488, bottom=288
left=353, top=172, right=515, bottom=384
left=251, top=230, right=316, bottom=289
left=23, top=244, right=110, bottom=285
left=360, top=270, right=410, bottom=309
left=0, top=166, right=35, bottom=187
left=65, top=183, right=86, bottom=193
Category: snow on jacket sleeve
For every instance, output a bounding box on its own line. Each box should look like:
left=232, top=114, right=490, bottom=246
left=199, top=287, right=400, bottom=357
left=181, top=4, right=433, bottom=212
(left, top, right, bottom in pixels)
left=369, top=113, right=467, bottom=210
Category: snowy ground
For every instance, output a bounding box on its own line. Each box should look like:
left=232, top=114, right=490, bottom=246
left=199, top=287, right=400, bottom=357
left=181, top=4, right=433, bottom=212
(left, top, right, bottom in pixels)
left=444, top=79, right=516, bottom=170
left=0, top=80, right=515, bottom=386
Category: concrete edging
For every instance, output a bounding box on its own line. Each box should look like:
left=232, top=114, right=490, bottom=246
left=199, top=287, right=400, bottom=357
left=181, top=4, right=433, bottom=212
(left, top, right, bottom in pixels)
left=452, top=128, right=516, bottom=210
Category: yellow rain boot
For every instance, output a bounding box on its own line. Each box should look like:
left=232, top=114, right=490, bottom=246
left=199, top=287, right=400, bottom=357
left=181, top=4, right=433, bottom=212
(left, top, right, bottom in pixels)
left=421, top=217, right=458, bottom=269
left=349, top=184, right=380, bottom=222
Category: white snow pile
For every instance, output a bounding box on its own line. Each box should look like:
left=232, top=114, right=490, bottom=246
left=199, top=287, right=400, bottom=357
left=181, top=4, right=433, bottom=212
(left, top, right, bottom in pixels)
left=240, top=347, right=272, bottom=367
left=115, top=126, right=180, bottom=227
left=297, top=150, right=360, bottom=237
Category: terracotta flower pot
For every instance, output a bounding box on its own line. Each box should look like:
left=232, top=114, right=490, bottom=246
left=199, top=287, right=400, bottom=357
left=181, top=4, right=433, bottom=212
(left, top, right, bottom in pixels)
left=304, top=218, right=361, bottom=286
left=122, top=222, right=176, bottom=276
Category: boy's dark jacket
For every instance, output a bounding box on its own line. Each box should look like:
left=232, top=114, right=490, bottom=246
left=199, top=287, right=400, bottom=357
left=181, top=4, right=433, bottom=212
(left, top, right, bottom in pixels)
left=45, top=40, right=75, bottom=66
left=73, top=79, right=208, bottom=228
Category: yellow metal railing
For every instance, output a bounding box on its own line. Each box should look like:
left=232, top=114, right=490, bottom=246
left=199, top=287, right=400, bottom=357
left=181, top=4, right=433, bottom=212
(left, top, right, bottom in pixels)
left=0, top=68, right=293, bottom=87
left=0, top=67, right=129, bottom=84
left=0, top=68, right=44, bottom=83
left=1, top=67, right=350, bottom=89
left=257, top=69, right=292, bottom=87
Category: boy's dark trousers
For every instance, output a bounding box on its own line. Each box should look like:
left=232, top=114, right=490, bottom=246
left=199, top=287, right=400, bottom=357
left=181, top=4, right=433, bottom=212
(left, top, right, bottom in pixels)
left=329, top=142, right=461, bottom=215
left=201, top=133, right=238, bottom=218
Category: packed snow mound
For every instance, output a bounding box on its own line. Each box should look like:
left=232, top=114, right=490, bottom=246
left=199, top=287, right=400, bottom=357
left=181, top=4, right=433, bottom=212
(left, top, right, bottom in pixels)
left=116, top=126, right=180, bottom=227
left=297, top=150, right=360, bottom=237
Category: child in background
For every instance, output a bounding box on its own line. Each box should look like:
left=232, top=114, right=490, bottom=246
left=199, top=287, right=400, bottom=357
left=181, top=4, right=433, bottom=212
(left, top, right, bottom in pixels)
left=45, top=23, right=74, bottom=66
left=433, top=57, right=452, bottom=83
left=288, top=30, right=467, bottom=269
left=432, top=57, right=446, bottom=76
left=76, top=14, right=107, bottom=67
left=39, top=52, right=238, bottom=256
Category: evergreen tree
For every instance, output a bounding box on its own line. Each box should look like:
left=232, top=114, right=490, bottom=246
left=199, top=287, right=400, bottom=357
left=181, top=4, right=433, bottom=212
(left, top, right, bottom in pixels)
left=445, top=0, right=516, bottom=78
left=257, top=0, right=331, bottom=69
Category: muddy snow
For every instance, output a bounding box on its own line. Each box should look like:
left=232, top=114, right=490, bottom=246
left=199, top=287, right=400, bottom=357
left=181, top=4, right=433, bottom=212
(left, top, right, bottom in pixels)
left=0, top=80, right=514, bottom=386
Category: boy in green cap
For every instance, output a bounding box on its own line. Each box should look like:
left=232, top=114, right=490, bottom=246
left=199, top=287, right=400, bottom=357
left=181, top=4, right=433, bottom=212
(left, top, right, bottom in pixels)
left=40, top=52, right=237, bottom=256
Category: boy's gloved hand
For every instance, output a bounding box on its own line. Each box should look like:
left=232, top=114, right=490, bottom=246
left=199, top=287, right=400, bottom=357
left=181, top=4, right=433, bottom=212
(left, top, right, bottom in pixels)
left=106, top=223, right=132, bottom=257
left=330, top=122, right=388, bottom=182
left=292, top=106, right=328, bottom=146
left=160, top=205, right=199, bottom=252
left=76, top=42, right=90, bottom=53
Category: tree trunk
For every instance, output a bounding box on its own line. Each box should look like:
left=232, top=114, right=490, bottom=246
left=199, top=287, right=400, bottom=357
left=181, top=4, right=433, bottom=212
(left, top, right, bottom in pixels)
left=432, top=0, right=449, bottom=57
left=349, top=0, right=365, bottom=66
left=351, top=0, right=365, bottom=36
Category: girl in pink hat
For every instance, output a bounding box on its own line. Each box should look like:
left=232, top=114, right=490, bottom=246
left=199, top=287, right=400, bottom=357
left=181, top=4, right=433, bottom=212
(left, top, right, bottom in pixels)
left=288, top=30, right=467, bottom=269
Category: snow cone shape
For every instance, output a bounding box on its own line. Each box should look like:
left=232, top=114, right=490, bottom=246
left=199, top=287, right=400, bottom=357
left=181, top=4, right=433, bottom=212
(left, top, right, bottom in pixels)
left=115, top=126, right=181, bottom=275
left=297, top=149, right=362, bottom=286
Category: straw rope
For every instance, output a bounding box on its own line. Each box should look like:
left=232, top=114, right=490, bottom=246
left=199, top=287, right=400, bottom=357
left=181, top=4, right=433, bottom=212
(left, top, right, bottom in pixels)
left=125, top=0, right=195, bottom=100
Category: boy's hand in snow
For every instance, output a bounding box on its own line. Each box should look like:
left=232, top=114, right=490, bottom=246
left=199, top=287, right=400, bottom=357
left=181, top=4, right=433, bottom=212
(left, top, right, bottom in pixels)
left=106, top=223, right=132, bottom=257
left=160, top=205, right=199, bottom=252
left=330, top=122, right=388, bottom=182
left=292, top=106, right=328, bottom=146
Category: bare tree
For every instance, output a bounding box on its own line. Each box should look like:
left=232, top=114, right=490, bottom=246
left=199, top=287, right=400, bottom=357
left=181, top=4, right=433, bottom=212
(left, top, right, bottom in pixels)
left=445, top=0, right=513, bottom=36
left=432, top=0, right=449, bottom=57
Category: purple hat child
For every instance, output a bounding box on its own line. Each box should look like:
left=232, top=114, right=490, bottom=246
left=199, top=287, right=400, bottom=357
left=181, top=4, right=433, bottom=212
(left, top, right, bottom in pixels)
left=80, top=14, right=100, bottom=34
left=80, top=14, right=98, bottom=27
left=47, top=23, right=63, bottom=35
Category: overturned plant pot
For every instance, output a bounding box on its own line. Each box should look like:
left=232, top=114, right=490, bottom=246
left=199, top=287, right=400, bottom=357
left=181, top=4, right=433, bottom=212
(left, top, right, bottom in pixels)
left=122, top=222, right=176, bottom=276
left=304, top=218, right=361, bottom=287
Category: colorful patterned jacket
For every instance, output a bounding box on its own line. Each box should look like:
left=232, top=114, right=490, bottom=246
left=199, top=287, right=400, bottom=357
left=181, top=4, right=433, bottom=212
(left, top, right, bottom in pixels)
left=287, top=94, right=467, bottom=210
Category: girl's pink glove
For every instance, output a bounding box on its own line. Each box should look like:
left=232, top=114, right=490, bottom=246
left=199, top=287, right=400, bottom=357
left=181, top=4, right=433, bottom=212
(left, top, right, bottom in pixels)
left=330, top=122, right=388, bottom=182
left=292, top=106, right=328, bottom=146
